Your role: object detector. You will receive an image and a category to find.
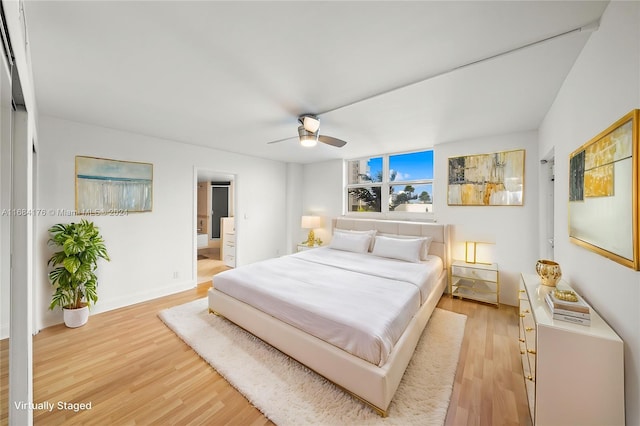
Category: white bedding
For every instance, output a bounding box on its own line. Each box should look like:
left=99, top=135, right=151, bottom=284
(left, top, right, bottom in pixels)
left=293, top=248, right=443, bottom=304
left=213, top=247, right=443, bottom=366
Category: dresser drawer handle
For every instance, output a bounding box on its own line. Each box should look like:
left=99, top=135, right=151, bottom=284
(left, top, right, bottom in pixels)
left=525, top=327, right=534, bottom=332
left=520, top=350, right=525, bottom=355
left=527, top=349, right=537, bottom=355
left=519, top=338, right=525, bottom=343
left=519, top=289, right=526, bottom=293
left=526, top=375, right=534, bottom=382
left=519, top=314, right=526, bottom=318
left=522, top=309, right=530, bottom=313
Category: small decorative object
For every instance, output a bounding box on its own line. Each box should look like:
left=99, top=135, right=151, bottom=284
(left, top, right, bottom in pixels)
left=553, top=289, right=579, bottom=302
left=47, top=219, right=110, bottom=328
left=569, top=110, right=639, bottom=270
left=536, top=259, right=562, bottom=287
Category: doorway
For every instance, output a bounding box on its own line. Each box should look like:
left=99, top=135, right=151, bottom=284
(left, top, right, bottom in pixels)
left=194, top=169, right=235, bottom=287
left=541, top=154, right=555, bottom=260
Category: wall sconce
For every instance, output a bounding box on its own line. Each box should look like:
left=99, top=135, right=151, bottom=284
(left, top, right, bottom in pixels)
left=301, top=215, right=322, bottom=247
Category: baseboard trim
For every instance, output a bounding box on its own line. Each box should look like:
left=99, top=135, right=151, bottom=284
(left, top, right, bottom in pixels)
left=37, top=279, right=196, bottom=332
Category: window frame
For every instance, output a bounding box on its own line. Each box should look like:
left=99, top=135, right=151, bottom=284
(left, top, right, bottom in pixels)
left=344, top=149, right=435, bottom=218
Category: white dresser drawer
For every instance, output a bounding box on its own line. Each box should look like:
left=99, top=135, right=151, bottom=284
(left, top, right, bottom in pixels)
left=224, top=244, right=236, bottom=257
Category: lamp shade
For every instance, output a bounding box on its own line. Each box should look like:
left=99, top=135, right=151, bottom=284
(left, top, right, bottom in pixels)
left=301, top=215, right=321, bottom=229
left=464, top=241, right=494, bottom=264
left=465, top=241, right=477, bottom=263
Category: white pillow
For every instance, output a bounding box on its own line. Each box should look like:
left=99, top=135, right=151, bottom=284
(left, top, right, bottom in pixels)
left=371, top=235, right=424, bottom=263
left=333, top=229, right=377, bottom=251
left=329, top=232, right=372, bottom=253
left=378, top=233, right=432, bottom=260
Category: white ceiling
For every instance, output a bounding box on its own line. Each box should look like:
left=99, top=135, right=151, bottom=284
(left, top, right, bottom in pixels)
left=24, top=1, right=608, bottom=164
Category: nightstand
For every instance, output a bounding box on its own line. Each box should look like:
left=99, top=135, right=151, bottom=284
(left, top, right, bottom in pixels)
left=450, top=260, right=499, bottom=306
left=297, top=243, right=321, bottom=252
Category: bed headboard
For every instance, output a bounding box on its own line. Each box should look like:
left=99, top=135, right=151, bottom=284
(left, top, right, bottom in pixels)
left=332, top=218, right=451, bottom=267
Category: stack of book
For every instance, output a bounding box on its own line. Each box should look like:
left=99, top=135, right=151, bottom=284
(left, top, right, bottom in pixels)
left=545, top=290, right=591, bottom=325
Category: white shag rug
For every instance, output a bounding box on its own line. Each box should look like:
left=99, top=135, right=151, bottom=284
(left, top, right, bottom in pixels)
left=159, top=298, right=466, bottom=426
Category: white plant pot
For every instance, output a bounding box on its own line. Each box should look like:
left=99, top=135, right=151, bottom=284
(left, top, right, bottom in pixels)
left=63, top=306, right=89, bottom=328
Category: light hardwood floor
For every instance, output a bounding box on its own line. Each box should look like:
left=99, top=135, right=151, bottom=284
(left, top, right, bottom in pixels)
left=197, top=258, right=229, bottom=285
left=1, top=283, right=532, bottom=425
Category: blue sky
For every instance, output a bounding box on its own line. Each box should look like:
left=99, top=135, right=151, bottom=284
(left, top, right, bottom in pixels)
left=390, top=151, right=434, bottom=181
left=367, top=151, right=434, bottom=182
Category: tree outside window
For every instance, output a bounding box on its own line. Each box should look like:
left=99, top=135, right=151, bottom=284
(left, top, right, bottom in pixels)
left=346, top=150, right=433, bottom=214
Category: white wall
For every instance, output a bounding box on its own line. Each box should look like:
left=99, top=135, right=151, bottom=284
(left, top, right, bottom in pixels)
left=301, top=160, right=344, bottom=245
left=285, top=163, right=303, bottom=254
left=36, top=116, right=288, bottom=331
left=434, top=131, right=539, bottom=306
left=539, top=2, right=640, bottom=424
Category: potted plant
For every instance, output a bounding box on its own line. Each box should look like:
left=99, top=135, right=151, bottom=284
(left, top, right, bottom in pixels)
left=47, top=219, right=110, bottom=328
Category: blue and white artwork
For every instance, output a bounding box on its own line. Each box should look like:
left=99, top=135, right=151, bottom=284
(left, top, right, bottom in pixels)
left=76, top=156, right=153, bottom=213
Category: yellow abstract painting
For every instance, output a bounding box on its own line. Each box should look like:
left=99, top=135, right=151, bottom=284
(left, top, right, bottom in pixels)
left=584, top=164, right=614, bottom=197
left=447, top=149, right=525, bottom=206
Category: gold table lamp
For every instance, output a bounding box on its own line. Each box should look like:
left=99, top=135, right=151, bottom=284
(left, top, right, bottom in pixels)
left=301, top=216, right=321, bottom=247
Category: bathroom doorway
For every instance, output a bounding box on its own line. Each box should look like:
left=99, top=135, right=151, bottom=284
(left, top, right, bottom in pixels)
left=540, top=151, right=555, bottom=260
left=195, top=169, right=236, bottom=286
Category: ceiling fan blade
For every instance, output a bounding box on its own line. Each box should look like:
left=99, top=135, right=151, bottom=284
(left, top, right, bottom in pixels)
left=318, top=135, right=347, bottom=148
left=266, top=135, right=297, bottom=145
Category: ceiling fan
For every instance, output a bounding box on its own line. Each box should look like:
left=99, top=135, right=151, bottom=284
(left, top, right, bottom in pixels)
left=267, top=114, right=347, bottom=148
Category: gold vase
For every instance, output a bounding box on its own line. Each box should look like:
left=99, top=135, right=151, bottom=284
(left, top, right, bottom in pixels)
left=536, top=259, right=562, bottom=287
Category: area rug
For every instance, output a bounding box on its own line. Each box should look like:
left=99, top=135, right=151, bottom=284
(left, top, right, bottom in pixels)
left=159, top=298, right=466, bottom=425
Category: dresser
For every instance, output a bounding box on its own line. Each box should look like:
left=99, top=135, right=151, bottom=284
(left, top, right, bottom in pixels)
left=519, top=274, right=624, bottom=425
left=221, top=217, right=235, bottom=267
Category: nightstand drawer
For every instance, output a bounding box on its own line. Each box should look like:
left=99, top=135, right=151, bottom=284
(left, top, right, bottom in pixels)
left=451, top=265, right=498, bottom=282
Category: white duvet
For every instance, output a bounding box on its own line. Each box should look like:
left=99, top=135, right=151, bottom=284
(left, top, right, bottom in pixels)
left=213, top=247, right=443, bottom=366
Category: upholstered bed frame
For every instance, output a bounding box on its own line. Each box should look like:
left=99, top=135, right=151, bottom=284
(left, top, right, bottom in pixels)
left=208, top=218, right=450, bottom=416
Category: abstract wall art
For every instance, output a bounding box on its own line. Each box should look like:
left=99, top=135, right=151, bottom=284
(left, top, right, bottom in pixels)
left=569, top=109, right=639, bottom=270
left=75, top=156, right=153, bottom=214
left=447, top=149, right=525, bottom=206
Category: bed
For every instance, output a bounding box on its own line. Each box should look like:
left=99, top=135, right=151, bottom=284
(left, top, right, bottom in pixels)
left=207, top=218, right=451, bottom=416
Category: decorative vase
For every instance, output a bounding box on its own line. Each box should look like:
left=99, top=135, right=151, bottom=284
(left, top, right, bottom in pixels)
left=63, top=306, right=89, bottom=328
left=536, top=259, right=562, bottom=287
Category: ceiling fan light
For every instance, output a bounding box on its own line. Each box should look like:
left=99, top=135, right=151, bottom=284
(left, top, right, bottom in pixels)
left=300, top=135, right=317, bottom=147
left=302, top=115, right=320, bottom=133
left=298, top=125, right=318, bottom=147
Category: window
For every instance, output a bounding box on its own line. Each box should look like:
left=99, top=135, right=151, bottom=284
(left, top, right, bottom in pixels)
left=346, top=150, right=434, bottom=214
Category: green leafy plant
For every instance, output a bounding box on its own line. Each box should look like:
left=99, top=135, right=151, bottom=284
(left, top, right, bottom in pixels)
left=48, top=219, right=110, bottom=310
